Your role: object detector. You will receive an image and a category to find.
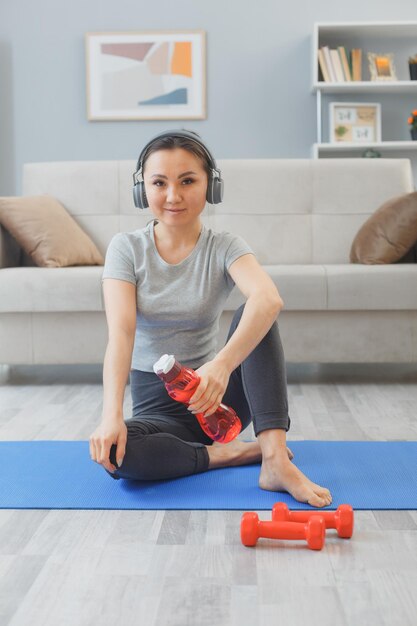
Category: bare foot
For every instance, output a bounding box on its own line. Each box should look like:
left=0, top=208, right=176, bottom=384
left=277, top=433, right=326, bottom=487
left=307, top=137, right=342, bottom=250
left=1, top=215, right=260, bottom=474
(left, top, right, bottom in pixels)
left=207, top=439, right=262, bottom=469
left=259, top=453, right=332, bottom=508
left=208, top=440, right=294, bottom=469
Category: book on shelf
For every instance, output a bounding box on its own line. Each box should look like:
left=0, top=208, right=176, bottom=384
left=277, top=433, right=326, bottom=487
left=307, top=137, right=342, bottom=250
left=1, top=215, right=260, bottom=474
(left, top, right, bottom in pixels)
left=338, top=46, right=351, bottom=81
left=318, top=48, right=331, bottom=82
left=330, top=49, right=345, bottom=82
left=351, top=48, right=362, bottom=81
left=317, top=46, right=362, bottom=83
left=321, top=46, right=336, bottom=82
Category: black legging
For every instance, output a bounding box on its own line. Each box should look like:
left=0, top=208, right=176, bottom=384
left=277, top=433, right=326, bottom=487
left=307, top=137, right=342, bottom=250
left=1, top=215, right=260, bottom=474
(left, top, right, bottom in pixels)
left=107, top=303, right=291, bottom=481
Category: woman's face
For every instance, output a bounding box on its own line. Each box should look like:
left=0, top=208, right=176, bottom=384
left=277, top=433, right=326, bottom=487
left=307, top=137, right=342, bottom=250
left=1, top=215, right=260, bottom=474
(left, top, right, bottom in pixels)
left=143, top=148, right=208, bottom=227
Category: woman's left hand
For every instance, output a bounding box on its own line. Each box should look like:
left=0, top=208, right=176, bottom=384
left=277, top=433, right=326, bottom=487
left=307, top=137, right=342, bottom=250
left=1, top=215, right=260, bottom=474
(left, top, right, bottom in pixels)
left=188, top=358, right=231, bottom=417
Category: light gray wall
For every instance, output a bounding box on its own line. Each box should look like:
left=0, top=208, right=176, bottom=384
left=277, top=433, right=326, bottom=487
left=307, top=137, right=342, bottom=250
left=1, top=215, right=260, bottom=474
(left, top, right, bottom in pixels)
left=1, top=0, right=417, bottom=195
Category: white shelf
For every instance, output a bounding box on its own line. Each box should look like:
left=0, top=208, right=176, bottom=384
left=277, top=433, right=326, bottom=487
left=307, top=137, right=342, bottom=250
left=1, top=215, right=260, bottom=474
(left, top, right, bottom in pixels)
left=316, top=21, right=417, bottom=38
left=314, top=141, right=417, bottom=153
left=313, top=81, right=417, bottom=94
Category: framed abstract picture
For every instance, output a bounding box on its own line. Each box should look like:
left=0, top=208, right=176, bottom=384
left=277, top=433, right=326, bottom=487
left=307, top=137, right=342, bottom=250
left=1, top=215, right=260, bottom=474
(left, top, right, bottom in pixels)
left=85, top=30, right=206, bottom=121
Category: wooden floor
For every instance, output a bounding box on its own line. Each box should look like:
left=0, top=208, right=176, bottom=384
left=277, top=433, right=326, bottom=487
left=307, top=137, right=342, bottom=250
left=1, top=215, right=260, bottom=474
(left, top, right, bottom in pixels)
left=0, top=362, right=417, bottom=626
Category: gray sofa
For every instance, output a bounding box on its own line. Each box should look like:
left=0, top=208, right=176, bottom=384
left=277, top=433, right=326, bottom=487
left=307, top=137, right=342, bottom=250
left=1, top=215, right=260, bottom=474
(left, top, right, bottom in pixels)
left=0, top=158, right=416, bottom=365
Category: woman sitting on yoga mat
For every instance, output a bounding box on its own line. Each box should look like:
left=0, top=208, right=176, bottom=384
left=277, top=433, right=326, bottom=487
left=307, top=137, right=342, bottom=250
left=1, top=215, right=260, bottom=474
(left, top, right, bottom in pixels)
left=89, top=129, right=332, bottom=508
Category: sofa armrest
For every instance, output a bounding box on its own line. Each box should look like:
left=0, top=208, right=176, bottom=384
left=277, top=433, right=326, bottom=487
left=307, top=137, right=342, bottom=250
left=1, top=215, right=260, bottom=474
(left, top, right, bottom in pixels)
left=0, top=224, right=21, bottom=268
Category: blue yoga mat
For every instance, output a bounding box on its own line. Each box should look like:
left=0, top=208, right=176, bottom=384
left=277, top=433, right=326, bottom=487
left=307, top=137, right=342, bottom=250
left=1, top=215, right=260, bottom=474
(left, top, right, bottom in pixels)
left=0, top=440, right=416, bottom=510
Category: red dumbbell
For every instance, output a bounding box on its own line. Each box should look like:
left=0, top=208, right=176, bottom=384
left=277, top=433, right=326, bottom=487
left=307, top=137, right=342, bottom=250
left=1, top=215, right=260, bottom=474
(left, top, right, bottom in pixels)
left=240, top=512, right=326, bottom=550
left=271, top=503, right=354, bottom=539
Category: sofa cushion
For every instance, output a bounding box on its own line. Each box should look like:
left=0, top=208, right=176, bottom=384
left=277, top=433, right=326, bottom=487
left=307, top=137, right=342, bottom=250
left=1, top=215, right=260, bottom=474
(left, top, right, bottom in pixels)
left=326, top=264, right=417, bottom=310
left=0, top=266, right=105, bottom=312
left=213, top=215, right=313, bottom=264
left=0, top=195, right=104, bottom=267
left=225, top=264, right=417, bottom=312
left=4, top=263, right=415, bottom=314
left=349, top=191, right=417, bottom=264
left=224, top=265, right=328, bottom=310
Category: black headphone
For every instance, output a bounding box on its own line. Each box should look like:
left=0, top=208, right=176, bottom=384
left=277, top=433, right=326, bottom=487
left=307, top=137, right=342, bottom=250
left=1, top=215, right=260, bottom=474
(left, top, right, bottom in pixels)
left=132, top=129, right=224, bottom=209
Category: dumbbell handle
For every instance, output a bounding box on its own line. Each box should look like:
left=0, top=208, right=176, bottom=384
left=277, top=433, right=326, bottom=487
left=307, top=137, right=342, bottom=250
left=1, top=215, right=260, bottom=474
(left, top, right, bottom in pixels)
left=280, top=511, right=335, bottom=526
left=241, top=512, right=325, bottom=549
left=258, top=520, right=313, bottom=540
left=272, top=503, right=354, bottom=538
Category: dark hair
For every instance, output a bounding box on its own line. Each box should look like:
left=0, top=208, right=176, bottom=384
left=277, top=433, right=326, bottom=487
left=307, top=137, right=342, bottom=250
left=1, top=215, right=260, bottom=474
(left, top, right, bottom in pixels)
left=142, top=131, right=211, bottom=180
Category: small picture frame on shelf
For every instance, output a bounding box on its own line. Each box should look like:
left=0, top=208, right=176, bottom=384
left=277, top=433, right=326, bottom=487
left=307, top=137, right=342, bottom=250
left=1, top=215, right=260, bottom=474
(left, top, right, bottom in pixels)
left=367, top=53, right=397, bottom=81
left=329, top=102, right=382, bottom=143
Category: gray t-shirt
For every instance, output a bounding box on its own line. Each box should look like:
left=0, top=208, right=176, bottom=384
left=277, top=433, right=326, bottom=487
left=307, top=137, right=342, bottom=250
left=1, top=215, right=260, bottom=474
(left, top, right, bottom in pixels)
left=101, top=219, right=254, bottom=372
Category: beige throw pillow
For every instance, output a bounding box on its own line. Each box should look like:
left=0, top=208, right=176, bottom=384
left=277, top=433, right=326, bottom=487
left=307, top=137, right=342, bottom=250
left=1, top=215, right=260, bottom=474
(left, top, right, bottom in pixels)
left=350, top=191, right=417, bottom=264
left=0, top=195, right=104, bottom=267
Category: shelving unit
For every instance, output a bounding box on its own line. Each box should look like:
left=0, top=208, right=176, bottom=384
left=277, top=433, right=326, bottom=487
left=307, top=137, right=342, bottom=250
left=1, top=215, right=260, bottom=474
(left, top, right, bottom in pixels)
left=315, top=82, right=417, bottom=95
left=312, top=140, right=417, bottom=158
left=312, top=21, right=417, bottom=183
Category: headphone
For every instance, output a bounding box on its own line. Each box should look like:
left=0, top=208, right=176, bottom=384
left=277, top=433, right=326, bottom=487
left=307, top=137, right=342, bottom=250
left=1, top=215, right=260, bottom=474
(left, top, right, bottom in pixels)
left=132, top=129, right=224, bottom=209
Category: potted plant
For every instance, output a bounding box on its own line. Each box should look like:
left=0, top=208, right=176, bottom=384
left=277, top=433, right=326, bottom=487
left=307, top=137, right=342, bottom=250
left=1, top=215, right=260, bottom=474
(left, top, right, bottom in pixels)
left=407, top=110, right=417, bottom=140
left=409, top=54, right=417, bottom=80
left=335, top=125, right=349, bottom=140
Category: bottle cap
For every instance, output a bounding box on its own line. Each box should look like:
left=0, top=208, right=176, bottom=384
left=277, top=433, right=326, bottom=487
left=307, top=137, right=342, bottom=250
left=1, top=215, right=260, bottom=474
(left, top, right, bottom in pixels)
left=153, top=354, right=176, bottom=375
left=153, top=354, right=183, bottom=381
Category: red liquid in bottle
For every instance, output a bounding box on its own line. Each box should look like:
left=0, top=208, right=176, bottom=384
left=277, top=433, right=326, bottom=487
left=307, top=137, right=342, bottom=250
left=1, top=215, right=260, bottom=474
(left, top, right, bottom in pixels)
left=153, top=354, right=242, bottom=443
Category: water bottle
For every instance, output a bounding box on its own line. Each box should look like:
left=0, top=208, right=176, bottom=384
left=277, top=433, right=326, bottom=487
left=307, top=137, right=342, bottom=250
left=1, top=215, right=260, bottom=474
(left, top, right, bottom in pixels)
left=153, top=354, right=242, bottom=443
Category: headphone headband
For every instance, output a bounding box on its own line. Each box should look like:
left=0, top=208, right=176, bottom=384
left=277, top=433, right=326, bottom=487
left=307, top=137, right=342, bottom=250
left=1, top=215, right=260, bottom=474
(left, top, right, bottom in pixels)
left=134, top=129, right=218, bottom=182
left=132, top=129, right=224, bottom=208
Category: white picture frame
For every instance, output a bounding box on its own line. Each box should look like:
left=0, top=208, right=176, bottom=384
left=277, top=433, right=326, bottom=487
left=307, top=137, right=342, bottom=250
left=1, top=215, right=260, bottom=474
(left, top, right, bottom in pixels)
left=368, top=53, right=397, bottom=82
left=329, top=102, right=382, bottom=144
left=85, top=30, right=206, bottom=121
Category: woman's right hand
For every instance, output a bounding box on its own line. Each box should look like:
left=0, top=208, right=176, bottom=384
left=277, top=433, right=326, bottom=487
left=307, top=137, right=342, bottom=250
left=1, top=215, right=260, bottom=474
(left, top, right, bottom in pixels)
left=89, top=418, right=127, bottom=474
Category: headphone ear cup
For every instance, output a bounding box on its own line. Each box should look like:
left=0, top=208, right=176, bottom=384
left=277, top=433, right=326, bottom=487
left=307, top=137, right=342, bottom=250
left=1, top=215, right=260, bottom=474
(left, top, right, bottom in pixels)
left=133, top=182, right=149, bottom=209
left=141, top=185, right=148, bottom=209
left=214, top=177, right=224, bottom=204
left=206, top=174, right=224, bottom=205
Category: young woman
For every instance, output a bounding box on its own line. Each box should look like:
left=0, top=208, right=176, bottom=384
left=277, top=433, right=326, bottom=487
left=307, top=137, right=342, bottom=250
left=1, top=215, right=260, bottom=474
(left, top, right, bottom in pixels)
left=89, top=129, right=332, bottom=508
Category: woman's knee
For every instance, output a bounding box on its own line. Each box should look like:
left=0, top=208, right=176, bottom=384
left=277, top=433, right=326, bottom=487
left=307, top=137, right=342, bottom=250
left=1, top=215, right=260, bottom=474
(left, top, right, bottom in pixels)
left=106, top=421, right=149, bottom=480
left=106, top=427, right=179, bottom=481
left=107, top=437, right=151, bottom=481
left=226, top=303, right=246, bottom=343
